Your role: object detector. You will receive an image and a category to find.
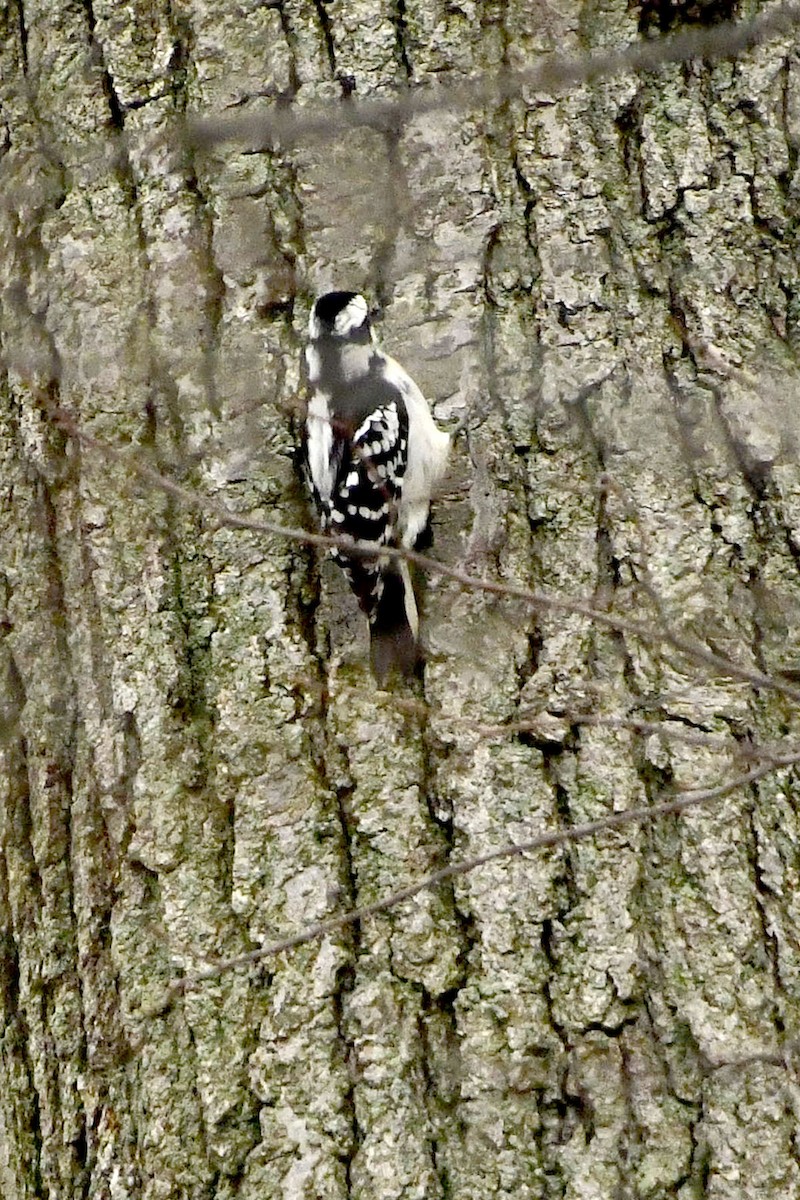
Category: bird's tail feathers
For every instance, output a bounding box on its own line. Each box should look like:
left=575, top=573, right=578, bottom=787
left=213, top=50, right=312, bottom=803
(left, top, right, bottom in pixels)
left=369, top=561, right=419, bottom=684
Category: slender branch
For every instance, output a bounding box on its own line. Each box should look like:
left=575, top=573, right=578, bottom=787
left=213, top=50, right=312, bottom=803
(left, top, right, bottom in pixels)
left=187, top=4, right=800, bottom=148
left=472, top=715, right=800, bottom=760
left=3, top=3, right=797, bottom=225
left=53, top=410, right=800, bottom=706
left=141, top=754, right=797, bottom=1016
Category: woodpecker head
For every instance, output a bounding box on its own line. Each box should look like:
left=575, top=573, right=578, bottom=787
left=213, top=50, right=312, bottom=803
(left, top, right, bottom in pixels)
left=309, top=291, right=373, bottom=344
left=307, top=291, right=375, bottom=386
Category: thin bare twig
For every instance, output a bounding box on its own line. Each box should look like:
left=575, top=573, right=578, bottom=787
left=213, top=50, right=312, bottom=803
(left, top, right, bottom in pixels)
left=140, top=754, right=796, bottom=1015
left=186, top=4, right=800, bottom=148
left=2, top=3, right=796, bottom=228
left=54, top=410, right=800, bottom=706
left=472, top=715, right=800, bottom=762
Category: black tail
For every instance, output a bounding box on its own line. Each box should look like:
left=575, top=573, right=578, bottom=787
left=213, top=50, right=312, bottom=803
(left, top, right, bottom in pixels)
left=369, top=562, right=419, bottom=684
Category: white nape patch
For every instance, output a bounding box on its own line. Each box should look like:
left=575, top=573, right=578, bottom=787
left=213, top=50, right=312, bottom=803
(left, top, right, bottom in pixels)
left=334, top=294, right=369, bottom=337
left=306, top=393, right=334, bottom=503
left=308, top=310, right=323, bottom=341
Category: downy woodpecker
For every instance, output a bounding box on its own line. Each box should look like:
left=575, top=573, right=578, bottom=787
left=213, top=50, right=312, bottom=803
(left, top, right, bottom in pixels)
left=303, top=291, right=449, bottom=681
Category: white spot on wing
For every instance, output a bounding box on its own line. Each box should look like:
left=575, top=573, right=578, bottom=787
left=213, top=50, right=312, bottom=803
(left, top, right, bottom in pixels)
left=354, top=403, right=399, bottom=454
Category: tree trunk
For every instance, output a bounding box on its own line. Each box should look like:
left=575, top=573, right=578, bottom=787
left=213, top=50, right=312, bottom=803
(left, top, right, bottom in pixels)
left=2, top=1, right=799, bottom=1197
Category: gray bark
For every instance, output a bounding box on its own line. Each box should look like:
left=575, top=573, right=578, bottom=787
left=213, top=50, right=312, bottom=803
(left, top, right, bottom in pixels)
left=1, top=1, right=800, bottom=1198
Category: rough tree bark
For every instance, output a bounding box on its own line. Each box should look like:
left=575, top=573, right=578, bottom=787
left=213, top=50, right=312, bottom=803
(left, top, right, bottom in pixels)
left=1, top=1, right=800, bottom=1198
